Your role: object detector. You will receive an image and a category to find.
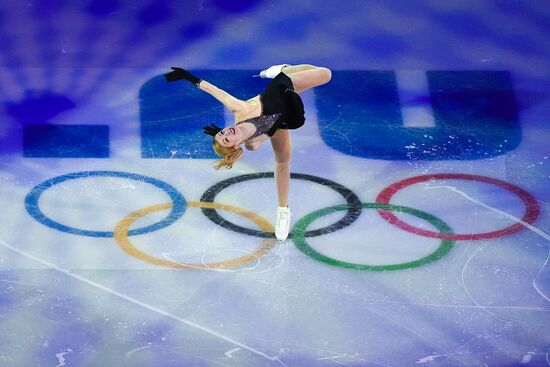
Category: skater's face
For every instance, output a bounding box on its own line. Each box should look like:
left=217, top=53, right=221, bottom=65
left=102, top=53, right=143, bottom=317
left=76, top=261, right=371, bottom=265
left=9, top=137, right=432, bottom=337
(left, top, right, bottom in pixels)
left=215, top=126, right=242, bottom=149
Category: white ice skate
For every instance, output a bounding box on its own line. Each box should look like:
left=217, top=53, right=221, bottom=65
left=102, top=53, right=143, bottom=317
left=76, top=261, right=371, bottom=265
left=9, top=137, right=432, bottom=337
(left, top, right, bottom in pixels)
left=257, top=64, right=290, bottom=79
left=275, top=206, right=291, bottom=241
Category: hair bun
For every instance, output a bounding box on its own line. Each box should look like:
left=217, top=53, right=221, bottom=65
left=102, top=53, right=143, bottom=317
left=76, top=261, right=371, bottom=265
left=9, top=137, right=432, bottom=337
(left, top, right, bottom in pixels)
left=203, top=123, right=222, bottom=136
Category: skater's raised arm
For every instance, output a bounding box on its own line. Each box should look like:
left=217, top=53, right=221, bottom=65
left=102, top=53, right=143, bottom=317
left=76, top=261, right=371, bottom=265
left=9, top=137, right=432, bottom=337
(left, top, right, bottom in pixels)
left=164, top=67, right=247, bottom=113
left=197, top=80, right=248, bottom=113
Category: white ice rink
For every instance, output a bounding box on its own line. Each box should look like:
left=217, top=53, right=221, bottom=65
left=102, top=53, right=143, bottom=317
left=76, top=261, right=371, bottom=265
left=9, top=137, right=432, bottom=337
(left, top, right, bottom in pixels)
left=0, top=1, right=549, bottom=366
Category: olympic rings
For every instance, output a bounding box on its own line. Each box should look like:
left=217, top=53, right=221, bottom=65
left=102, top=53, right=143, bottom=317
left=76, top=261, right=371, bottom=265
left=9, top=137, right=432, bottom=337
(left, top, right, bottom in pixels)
left=200, top=172, right=362, bottom=238
left=293, top=203, right=455, bottom=271
left=25, top=171, right=186, bottom=238
left=375, top=174, right=541, bottom=240
left=113, top=201, right=277, bottom=269
left=24, top=170, right=540, bottom=271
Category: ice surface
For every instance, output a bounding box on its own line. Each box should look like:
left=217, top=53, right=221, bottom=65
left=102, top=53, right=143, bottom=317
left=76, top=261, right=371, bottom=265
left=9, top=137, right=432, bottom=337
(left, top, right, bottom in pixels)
left=0, top=1, right=549, bottom=366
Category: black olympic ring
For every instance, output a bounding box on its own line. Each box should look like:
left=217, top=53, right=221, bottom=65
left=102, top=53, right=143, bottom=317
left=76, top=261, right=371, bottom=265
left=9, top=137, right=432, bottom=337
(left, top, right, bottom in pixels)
left=199, top=172, right=363, bottom=239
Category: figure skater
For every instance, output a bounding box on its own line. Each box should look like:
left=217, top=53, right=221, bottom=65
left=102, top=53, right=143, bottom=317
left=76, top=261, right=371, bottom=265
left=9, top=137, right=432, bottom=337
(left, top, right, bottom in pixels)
left=164, top=64, right=332, bottom=240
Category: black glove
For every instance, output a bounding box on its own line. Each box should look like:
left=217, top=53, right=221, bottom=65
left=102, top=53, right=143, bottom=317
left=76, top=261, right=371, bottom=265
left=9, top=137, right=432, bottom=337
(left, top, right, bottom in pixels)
left=164, top=67, right=202, bottom=86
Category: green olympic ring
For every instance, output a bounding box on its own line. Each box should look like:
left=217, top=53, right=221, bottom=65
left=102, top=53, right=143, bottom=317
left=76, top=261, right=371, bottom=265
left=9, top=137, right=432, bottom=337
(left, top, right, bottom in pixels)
left=292, top=203, right=455, bottom=271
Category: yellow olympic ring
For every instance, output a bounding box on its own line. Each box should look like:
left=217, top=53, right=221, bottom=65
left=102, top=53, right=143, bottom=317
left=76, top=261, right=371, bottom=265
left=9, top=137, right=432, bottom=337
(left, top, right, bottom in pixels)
left=113, top=201, right=277, bottom=269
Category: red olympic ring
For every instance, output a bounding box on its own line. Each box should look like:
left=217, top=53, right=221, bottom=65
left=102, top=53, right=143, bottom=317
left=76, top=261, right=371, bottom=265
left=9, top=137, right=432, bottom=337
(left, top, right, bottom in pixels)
left=375, top=173, right=541, bottom=241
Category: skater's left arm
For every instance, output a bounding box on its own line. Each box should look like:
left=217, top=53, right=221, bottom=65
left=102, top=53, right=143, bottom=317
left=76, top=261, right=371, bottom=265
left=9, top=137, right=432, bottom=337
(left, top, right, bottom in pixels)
left=164, top=67, right=247, bottom=113
left=197, top=80, right=248, bottom=114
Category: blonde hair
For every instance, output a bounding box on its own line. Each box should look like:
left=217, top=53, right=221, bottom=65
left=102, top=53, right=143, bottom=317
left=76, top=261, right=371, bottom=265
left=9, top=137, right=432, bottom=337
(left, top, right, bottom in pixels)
left=212, top=139, right=244, bottom=169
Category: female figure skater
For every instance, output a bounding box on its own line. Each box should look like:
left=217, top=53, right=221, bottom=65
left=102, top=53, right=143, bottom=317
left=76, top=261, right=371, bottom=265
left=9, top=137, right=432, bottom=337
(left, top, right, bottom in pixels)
left=164, top=64, right=332, bottom=240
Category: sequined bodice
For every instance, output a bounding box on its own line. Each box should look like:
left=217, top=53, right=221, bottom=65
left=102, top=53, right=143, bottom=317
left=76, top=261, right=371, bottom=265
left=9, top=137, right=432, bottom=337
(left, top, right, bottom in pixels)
left=237, top=113, right=281, bottom=139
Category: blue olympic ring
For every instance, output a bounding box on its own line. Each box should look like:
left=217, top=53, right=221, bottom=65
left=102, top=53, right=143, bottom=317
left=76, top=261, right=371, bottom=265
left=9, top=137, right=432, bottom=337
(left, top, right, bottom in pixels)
left=24, top=171, right=186, bottom=238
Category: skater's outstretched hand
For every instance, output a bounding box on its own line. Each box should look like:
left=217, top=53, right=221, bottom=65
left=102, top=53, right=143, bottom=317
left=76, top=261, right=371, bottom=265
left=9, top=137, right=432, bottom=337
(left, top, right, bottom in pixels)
left=164, top=67, right=202, bottom=86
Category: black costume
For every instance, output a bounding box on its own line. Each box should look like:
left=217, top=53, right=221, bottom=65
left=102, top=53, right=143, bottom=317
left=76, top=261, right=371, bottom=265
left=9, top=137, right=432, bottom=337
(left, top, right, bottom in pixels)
left=237, top=72, right=305, bottom=138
